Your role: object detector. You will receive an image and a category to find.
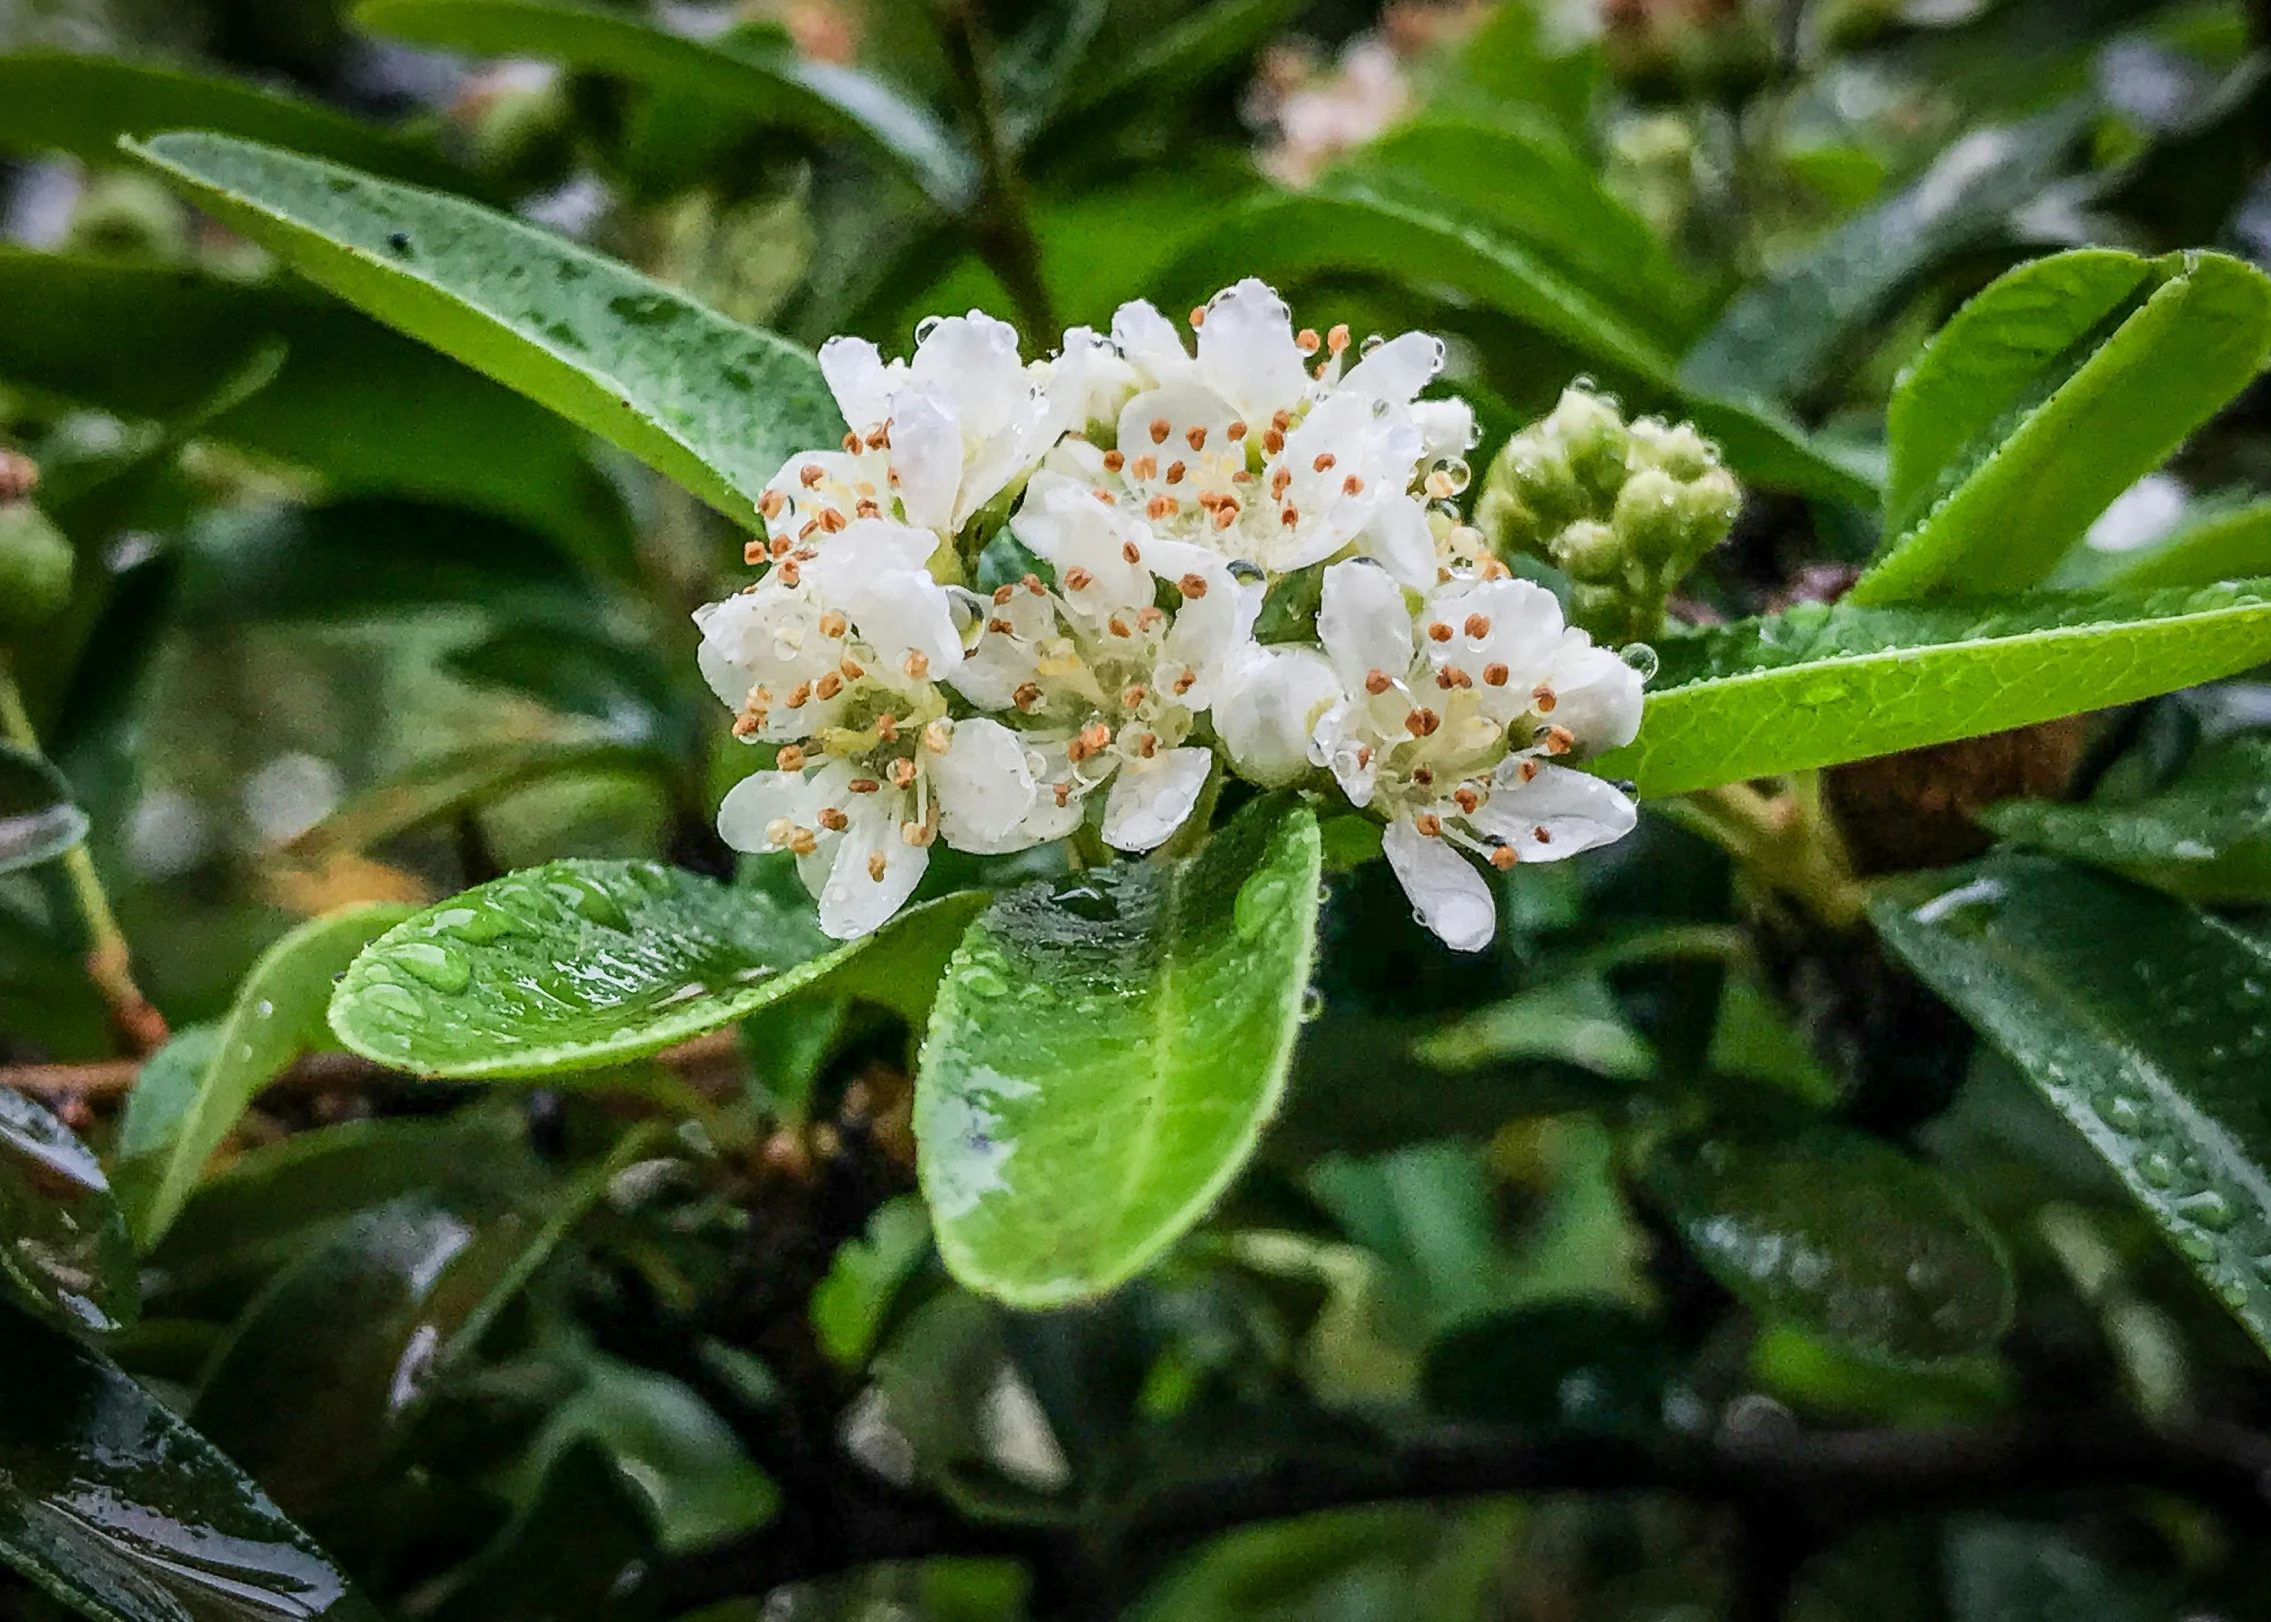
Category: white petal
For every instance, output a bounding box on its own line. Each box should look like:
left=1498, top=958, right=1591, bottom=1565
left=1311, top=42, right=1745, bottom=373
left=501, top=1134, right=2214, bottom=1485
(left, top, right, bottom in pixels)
left=843, top=570, right=961, bottom=679
left=1541, top=640, right=1645, bottom=754
left=1041, top=327, right=1138, bottom=440
left=1318, top=559, right=1414, bottom=693
left=818, top=797, right=927, bottom=939
left=1311, top=699, right=1379, bottom=807
left=804, top=517, right=936, bottom=588
left=1101, top=747, right=1212, bottom=852
left=1216, top=644, right=1341, bottom=787
left=1196, top=279, right=1308, bottom=422
left=716, top=761, right=840, bottom=856
left=1014, top=478, right=1151, bottom=609
left=910, top=313, right=1028, bottom=432
left=1358, top=497, right=1437, bottom=589
left=1472, top=763, right=1638, bottom=861
left=819, top=336, right=894, bottom=430
left=1412, top=398, right=1478, bottom=458
left=932, top=717, right=1038, bottom=848
left=887, top=386, right=962, bottom=532
left=1337, top=331, right=1444, bottom=404
left=1383, top=817, right=1495, bottom=952
left=1110, top=299, right=1193, bottom=381
left=1426, top=576, right=1564, bottom=679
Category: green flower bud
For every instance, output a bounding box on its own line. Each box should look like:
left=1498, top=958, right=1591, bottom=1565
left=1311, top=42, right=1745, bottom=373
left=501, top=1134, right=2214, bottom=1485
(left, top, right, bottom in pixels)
left=1545, top=386, right=1631, bottom=504
left=1552, top=518, right=1626, bottom=584
left=1611, top=467, right=1688, bottom=564
left=62, top=174, right=188, bottom=260
left=1628, top=417, right=1718, bottom=482
left=0, top=503, right=75, bottom=632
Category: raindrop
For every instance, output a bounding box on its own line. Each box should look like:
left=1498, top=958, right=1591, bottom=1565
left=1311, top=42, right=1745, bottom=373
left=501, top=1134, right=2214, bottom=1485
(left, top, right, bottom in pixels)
left=2180, top=1189, right=2238, bottom=1232
left=1359, top=333, right=1385, bottom=354
left=1433, top=457, right=1471, bottom=495
left=961, top=966, right=1009, bottom=999
left=1619, top=642, right=1660, bottom=682
left=356, top=982, right=425, bottom=1020
left=435, top=904, right=515, bottom=944
left=1299, top=986, right=1325, bottom=1022
left=916, top=315, right=944, bottom=344
left=389, top=942, right=471, bottom=993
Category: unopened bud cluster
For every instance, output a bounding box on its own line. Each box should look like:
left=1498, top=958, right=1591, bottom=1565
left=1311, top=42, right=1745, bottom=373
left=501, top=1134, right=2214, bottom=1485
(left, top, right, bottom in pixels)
left=0, top=451, right=71, bottom=633
left=1475, top=385, right=1739, bottom=645
left=697, top=285, right=1685, bottom=952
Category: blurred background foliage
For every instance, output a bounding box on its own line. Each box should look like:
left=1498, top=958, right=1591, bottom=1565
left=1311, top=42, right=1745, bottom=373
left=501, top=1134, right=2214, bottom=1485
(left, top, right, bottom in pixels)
left=4, top=0, right=2271, bottom=1618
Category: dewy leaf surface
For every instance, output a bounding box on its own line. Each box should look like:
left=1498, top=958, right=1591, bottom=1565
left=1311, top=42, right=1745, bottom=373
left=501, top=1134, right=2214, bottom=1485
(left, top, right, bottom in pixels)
left=329, top=858, right=981, bottom=1078
left=1644, top=1124, right=2013, bottom=1366
left=0, top=1087, right=136, bottom=1333
left=123, top=133, right=843, bottom=529
left=1873, top=856, right=2271, bottom=1356
left=1852, top=249, right=2271, bottom=604
left=354, top=0, right=977, bottom=209
left=915, top=798, right=1323, bottom=1308
left=1592, top=581, right=2271, bottom=797
left=0, top=742, right=88, bottom=875
left=0, top=1300, right=380, bottom=1622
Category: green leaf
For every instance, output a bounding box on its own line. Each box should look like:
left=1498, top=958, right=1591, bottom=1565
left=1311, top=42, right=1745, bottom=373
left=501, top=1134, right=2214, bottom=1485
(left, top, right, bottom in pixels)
left=1873, top=854, right=2271, bottom=1355
left=0, top=741, right=87, bottom=874
left=1852, top=249, right=2271, bottom=604
left=123, top=133, right=844, bottom=531
left=354, top=0, right=977, bottom=210
left=1413, top=975, right=1656, bottom=1082
left=915, top=797, right=1322, bottom=1308
left=0, top=50, right=474, bottom=189
left=1168, top=189, right=1874, bottom=500
left=1982, top=735, right=2271, bottom=902
left=1594, top=581, right=2271, bottom=798
left=329, top=858, right=984, bottom=1078
left=282, top=741, right=666, bottom=865
left=2066, top=495, right=2271, bottom=592
left=1681, top=110, right=2089, bottom=409
left=124, top=903, right=417, bottom=1249
left=0, top=1299, right=381, bottom=1622
left=1068, top=0, right=1306, bottom=116
left=1643, top=1124, right=2014, bottom=1365
left=0, top=249, right=633, bottom=565
left=0, top=1085, right=136, bottom=1333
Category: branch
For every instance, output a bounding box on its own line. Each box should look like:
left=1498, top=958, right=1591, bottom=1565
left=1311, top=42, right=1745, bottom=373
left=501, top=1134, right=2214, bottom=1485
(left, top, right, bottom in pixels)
left=939, top=0, right=1058, bottom=340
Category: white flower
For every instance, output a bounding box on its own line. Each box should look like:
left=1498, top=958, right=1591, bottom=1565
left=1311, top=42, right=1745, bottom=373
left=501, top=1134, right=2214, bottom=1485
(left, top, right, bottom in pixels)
left=1221, top=558, right=1642, bottom=951
left=947, top=474, right=1252, bottom=853
left=1042, top=279, right=1464, bottom=588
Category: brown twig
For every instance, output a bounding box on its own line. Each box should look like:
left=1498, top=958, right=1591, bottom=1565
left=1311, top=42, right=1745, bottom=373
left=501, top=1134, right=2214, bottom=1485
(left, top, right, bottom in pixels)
left=939, top=0, right=1058, bottom=340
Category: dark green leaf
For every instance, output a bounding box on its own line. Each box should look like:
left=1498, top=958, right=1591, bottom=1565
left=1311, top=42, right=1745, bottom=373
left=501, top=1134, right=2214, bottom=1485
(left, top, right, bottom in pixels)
left=1982, top=734, right=2271, bottom=902
left=1594, top=581, right=2271, bottom=797
left=0, top=1299, right=380, bottom=1622
left=1681, top=109, right=2089, bottom=409
left=0, top=1084, right=136, bottom=1333
left=1873, top=855, right=2271, bottom=1355
left=428, top=1440, right=654, bottom=1622
left=1068, top=0, right=1306, bottom=117
left=1854, top=249, right=2271, bottom=604
left=329, top=858, right=984, bottom=1078
left=445, top=624, right=682, bottom=742
left=0, top=50, right=473, bottom=189
left=123, top=903, right=416, bottom=1249
left=354, top=0, right=977, bottom=210
left=1423, top=1303, right=1666, bottom=1433
left=915, top=797, right=1322, bottom=1307
left=124, top=133, right=843, bottom=531
left=0, top=742, right=87, bottom=875
left=1644, top=1124, right=2014, bottom=1365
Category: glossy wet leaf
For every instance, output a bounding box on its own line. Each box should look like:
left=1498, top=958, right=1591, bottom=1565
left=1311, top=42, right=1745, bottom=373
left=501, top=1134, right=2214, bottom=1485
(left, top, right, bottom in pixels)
left=0, top=1086, right=135, bottom=1333
left=125, top=904, right=416, bottom=1249
left=1592, top=581, right=2271, bottom=798
left=355, top=0, right=976, bottom=209
left=428, top=1439, right=654, bottom=1622
left=1682, top=110, right=2088, bottom=409
left=1644, top=1124, right=2014, bottom=1365
left=0, top=742, right=87, bottom=875
left=0, top=1299, right=380, bottom=1622
left=124, top=133, right=843, bottom=530
left=1982, top=735, right=2271, bottom=902
left=330, top=858, right=983, bottom=1078
left=915, top=797, right=1322, bottom=1308
left=0, top=50, right=472, bottom=189
left=1873, top=855, right=2271, bottom=1355
left=1853, top=249, right=2271, bottom=604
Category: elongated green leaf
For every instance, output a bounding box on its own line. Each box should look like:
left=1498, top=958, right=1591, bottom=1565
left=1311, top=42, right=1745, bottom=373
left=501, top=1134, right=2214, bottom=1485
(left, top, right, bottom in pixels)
left=915, top=797, right=1322, bottom=1308
left=1852, top=250, right=2271, bottom=604
left=1681, top=110, right=2089, bottom=408
left=1982, top=735, right=2271, bottom=902
left=0, top=249, right=633, bottom=564
left=124, top=133, right=843, bottom=530
left=1644, top=1124, right=2013, bottom=1365
left=0, top=50, right=471, bottom=189
left=0, top=742, right=87, bottom=874
left=355, top=0, right=976, bottom=210
left=126, top=904, right=417, bottom=1248
left=0, top=1301, right=379, bottom=1622
left=330, top=858, right=983, bottom=1078
left=1069, top=0, right=1306, bottom=115
left=284, top=740, right=663, bottom=865
left=0, top=1085, right=135, bottom=1333
left=1873, top=856, right=2271, bottom=1354
left=1594, top=581, right=2271, bottom=798
left=1169, top=189, right=1874, bottom=500
left=2071, top=496, right=2271, bottom=592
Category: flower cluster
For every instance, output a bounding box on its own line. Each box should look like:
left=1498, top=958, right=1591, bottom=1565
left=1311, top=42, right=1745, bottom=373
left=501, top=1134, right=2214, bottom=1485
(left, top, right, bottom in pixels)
left=697, top=280, right=1651, bottom=948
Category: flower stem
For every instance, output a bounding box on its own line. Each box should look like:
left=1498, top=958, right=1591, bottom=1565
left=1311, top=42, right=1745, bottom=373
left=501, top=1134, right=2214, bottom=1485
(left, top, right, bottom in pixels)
left=0, top=661, right=167, bottom=1054
left=939, top=0, right=1059, bottom=341
left=1664, top=775, right=1868, bottom=929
